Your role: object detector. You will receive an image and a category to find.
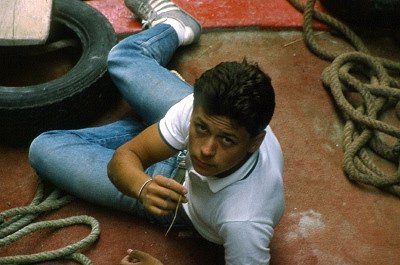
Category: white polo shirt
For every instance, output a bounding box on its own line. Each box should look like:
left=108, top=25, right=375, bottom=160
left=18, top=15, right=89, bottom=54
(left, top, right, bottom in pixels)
left=159, top=94, right=285, bottom=265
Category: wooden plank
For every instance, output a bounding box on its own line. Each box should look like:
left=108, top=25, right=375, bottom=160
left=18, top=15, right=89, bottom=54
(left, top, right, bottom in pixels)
left=0, top=0, right=53, bottom=46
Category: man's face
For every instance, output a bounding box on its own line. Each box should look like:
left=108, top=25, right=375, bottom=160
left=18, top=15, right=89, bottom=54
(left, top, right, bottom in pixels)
left=188, top=106, right=263, bottom=177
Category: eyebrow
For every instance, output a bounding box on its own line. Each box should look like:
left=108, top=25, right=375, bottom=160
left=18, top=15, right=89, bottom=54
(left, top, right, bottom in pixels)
left=193, top=117, right=240, bottom=140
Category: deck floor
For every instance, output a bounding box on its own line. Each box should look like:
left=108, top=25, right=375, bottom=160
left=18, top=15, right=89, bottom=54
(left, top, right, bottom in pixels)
left=1, top=1, right=400, bottom=264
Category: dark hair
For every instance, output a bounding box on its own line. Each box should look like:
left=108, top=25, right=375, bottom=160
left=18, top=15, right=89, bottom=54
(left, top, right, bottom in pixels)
left=193, top=60, right=275, bottom=137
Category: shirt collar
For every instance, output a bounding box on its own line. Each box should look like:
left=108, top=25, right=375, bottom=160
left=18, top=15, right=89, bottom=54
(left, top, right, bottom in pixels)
left=186, top=151, right=259, bottom=193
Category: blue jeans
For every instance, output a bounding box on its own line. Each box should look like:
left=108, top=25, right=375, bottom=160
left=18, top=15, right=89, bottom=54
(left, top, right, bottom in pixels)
left=29, top=24, right=193, bottom=226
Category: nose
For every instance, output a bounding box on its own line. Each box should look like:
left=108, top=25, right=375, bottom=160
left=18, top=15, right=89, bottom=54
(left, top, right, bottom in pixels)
left=200, top=137, right=217, bottom=157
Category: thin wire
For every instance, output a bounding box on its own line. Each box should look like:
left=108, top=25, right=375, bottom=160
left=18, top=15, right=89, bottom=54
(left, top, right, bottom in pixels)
left=164, top=195, right=182, bottom=237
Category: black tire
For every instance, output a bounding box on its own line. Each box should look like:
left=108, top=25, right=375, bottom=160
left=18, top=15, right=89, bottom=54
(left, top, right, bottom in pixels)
left=0, top=0, right=118, bottom=146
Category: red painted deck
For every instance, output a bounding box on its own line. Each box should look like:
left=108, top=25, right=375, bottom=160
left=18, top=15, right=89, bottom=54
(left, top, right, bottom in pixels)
left=87, top=0, right=326, bottom=35
left=3, top=1, right=400, bottom=265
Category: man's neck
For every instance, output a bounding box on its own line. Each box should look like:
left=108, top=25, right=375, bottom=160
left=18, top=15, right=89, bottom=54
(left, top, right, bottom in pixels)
left=215, top=152, right=253, bottom=178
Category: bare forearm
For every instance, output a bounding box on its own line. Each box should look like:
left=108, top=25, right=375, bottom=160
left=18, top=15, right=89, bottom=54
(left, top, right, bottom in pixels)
left=106, top=123, right=187, bottom=216
left=108, top=147, right=188, bottom=216
left=107, top=147, right=151, bottom=199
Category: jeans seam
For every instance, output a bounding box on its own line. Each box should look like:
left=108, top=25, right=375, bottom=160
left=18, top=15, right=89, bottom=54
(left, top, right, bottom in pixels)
left=140, top=25, right=177, bottom=59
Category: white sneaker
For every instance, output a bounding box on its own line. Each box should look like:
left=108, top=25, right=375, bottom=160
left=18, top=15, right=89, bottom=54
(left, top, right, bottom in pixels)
left=125, top=0, right=202, bottom=45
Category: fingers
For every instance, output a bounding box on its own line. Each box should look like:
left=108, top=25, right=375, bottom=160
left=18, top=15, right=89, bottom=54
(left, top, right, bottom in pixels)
left=154, top=175, right=187, bottom=196
left=146, top=176, right=187, bottom=204
left=141, top=175, right=187, bottom=216
left=120, top=254, right=137, bottom=265
left=120, top=249, right=148, bottom=265
left=146, top=196, right=178, bottom=215
left=128, top=249, right=152, bottom=260
left=121, top=249, right=163, bottom=265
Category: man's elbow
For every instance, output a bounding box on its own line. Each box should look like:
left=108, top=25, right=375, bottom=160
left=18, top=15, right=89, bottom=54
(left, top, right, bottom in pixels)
left=107, top=148, right=123, bottom=186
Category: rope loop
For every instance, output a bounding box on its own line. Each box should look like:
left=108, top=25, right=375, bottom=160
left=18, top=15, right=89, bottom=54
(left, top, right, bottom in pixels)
left=0, top=181, right=100, bottom=265
left=287, top=0, right=400, bottom=195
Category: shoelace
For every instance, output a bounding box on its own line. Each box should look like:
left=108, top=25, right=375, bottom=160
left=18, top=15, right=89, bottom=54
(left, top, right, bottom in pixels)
left=137, top=3, right=155, bottom=28
left=138, top=0, right=179, bottom=28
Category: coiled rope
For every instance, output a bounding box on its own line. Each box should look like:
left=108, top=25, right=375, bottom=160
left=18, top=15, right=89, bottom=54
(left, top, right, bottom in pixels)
left=287, top=0, right=400, bottom=195
left=0, top=180, right=100, bottom=264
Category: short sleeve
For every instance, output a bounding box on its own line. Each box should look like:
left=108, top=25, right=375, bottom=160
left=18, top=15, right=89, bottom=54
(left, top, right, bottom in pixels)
left=158, top=94, right=193, bottom=150
left=219, top=221, right=273, bottom=265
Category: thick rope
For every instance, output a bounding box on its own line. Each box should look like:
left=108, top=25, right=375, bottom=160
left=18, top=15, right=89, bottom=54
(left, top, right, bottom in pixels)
left=0, top=181, right=100, bottom=265
left=287, top=0, right=400, bottom=196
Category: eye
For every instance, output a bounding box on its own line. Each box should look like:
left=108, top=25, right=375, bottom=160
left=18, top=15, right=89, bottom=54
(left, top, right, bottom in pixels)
left=221, top=137, right=235, bottom=146
left=195, top=122, right=208, bottom=133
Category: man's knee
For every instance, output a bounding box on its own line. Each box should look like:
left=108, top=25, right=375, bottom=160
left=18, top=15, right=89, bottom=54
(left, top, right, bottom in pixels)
left=108, top=37, right=140, bottom=64
left=28, top=130, right=66, bottom=170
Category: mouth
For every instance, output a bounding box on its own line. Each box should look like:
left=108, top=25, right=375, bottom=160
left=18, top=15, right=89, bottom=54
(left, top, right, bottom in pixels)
left=193, top=157, right=213, bottom=170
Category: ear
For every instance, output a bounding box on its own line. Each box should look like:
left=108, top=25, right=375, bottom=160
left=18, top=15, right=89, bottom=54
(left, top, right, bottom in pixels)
left=249, top=131, right=266, bottom=153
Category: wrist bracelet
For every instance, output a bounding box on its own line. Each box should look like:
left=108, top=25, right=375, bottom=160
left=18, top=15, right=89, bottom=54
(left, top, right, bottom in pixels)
left=138, top=179, right=153, bottom=201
